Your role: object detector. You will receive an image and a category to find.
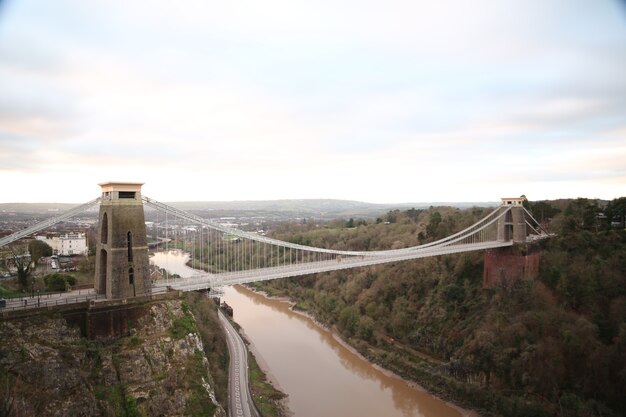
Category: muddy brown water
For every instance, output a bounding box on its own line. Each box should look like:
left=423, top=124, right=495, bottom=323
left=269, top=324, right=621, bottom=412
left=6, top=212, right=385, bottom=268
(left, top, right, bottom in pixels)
left=151, top=250, right=468, bottom=417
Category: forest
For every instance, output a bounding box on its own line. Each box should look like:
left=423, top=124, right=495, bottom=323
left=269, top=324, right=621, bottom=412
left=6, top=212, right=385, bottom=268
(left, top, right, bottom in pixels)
left=250, top=197, right=626, bottom=417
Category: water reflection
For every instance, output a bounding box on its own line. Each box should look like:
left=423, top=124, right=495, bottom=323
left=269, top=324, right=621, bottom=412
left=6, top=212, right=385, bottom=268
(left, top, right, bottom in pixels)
left=150, top=250, right=194, bottom=278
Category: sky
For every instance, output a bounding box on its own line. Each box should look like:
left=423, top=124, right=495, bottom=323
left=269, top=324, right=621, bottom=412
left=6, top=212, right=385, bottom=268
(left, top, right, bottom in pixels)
left=0, top=0, right=625, bottom=204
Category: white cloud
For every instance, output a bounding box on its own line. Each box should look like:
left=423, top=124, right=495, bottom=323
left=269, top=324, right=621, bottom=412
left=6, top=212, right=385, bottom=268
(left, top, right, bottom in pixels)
left=0, top=0, right=625, bottom=203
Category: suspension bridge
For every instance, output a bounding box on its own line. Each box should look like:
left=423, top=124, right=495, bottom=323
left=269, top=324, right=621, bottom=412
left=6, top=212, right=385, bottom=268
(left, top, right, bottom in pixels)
left=0, top=183, right=550, bottom=301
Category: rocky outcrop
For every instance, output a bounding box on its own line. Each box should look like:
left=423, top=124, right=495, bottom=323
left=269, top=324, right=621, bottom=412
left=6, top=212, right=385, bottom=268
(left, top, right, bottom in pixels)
left=0, top=299, right=226, bottom=417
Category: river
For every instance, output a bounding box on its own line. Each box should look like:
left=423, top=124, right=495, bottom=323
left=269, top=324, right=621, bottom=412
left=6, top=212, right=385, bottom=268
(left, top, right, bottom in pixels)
left=151, top=250, right=469, bottom=417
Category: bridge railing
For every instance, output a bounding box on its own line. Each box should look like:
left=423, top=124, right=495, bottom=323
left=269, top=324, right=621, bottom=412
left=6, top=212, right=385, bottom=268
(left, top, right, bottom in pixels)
left=0, top=288, right=96, bottom=302
left=0, top=292, right=107, bottom=312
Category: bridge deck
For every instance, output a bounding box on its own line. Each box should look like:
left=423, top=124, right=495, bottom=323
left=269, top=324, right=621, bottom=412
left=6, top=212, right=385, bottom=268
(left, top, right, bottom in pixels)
left=154, top=240, right=513, bottom=292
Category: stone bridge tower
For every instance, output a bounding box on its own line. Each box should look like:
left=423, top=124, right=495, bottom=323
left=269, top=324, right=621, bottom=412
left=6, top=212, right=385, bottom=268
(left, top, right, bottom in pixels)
left=484, top=196, right=538, bottom=289
left=95, top=182, right=151, bottom=299
left=497, top=197, right=527, bottom=242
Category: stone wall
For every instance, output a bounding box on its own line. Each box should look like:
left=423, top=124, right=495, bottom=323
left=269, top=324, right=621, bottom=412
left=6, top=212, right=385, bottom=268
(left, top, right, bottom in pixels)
left=482, top=244, right=541, bottom=289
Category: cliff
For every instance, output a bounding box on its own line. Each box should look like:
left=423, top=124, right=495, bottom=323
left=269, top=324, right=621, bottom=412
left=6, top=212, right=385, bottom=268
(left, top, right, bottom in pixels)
left=0, top=298, right=226, bottom=417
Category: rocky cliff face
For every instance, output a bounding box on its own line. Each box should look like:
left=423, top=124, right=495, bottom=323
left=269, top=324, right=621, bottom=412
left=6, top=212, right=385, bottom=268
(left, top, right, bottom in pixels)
left=0, top=299, right=226, bottom=417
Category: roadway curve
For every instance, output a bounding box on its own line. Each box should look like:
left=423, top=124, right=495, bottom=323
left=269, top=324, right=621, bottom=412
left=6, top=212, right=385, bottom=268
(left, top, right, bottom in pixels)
left=219, top=309, right=261, bottom=417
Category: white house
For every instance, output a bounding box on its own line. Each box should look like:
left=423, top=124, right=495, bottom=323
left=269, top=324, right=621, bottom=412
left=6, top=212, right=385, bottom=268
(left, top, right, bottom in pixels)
left=36, top=233, right=88, bottom=256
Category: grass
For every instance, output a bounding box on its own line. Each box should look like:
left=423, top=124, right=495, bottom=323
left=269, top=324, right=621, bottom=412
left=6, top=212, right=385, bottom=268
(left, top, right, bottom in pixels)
left=248, top=351, right=286, bottom=417
left=183, top=292, right=229, bottom=409
left=0, top=284, right=28, bottom=298
left=293, top=300, right=311, bottom=312
left=126, top=335, right=143, bottom=348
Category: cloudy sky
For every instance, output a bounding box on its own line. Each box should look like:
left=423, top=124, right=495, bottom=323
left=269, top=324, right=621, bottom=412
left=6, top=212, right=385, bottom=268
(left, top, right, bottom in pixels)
left=0, top=0, right=625, bottom=204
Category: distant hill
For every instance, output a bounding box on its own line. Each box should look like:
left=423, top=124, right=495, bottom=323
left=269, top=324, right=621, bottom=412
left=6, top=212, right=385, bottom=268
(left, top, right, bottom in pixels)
left=155, top=199, right=499, bottom=219
left=0, top=199, right=500, bottom=219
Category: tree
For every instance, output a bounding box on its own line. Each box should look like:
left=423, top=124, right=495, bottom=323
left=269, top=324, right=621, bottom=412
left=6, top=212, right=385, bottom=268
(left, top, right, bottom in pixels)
left=605, top=197, right=626, bottom=229
left=338, top=305, right=359, bottom=336
left=7, top=243, right=32, bottom=290
left=406, top=208, right=422, bottom=221
left=78, top=256, right=95, bottom=274
left=28, top=239, right=52, bottom=267
left=44, top=273, right=73, bottom=292
left=464, top=329, right=497, bottom=386
left=528, top=201, right=561, bottom=223
left=426, top=211, right=442, bottom=238
left=560, top=198, right=600, bottom=234
left=357, top=316, right=375, bottom=342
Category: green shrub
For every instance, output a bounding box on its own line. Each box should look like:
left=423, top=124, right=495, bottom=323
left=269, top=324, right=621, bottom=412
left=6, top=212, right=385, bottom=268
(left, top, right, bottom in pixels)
left=125, top=393, right=141, bottom=417
left=127, top=336, right=142, bottom=347
left=170, top=315, right=196, bottom=339
left=44, top=273, right=68, bottom=291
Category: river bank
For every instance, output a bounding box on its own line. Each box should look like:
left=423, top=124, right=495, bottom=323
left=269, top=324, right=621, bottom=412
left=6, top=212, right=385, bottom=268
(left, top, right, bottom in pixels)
left=151, top=249, right=476, bottom=417
left=242, top=284, right=479, bottom=417
left=224, top=284, right=469, bottom=417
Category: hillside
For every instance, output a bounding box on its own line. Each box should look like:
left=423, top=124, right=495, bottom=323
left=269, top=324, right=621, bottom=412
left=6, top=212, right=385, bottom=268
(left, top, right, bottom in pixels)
left=252, top=197, right=626, bottom=417
left=0, top=294, right=229, bottom=417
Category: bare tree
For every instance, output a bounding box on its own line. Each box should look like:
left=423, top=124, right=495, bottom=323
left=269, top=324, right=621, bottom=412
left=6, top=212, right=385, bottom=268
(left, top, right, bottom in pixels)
left=6, top=243, right=32, bottom=290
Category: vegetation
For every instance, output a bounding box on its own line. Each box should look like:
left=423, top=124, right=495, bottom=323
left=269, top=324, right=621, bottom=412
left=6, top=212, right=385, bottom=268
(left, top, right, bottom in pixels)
left=5, top=243, right=33, bottom=290
left=43, top=273, right=76, bottom=292
left=27, top=240, right=52, bottom=268
left=169, top=313, right=197, bottom=340
left=183, top=292, right=288, bottom=415
left=253, top=197, right=626, bottom=417
left=184, top=351, right=217, bottom=417
left=0, top=284, right=27, bottom=298
left=183, top=292, right=230, bottom=408
left=248, top=351, right=287, bottom=417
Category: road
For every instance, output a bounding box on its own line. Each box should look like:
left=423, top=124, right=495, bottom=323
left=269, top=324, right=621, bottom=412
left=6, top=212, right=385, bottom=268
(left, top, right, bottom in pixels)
left=219, top=309, right=261, bottom=417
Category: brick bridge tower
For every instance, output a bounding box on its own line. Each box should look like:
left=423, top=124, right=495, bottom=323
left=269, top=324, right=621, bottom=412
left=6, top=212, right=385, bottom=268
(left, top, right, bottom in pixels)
left=484, top=196, right=539, bottom=288
left=95, top=182, right=151, bottom=299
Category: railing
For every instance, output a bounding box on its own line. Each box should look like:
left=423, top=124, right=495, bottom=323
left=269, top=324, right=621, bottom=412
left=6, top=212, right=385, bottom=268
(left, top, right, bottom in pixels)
left=0, top=291, right=106, bottom=312
left=1, top=288, right=96, bottom=301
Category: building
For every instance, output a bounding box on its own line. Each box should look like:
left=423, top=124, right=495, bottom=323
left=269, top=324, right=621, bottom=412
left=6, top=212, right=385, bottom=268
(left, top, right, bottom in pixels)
left=36, top=233, right=88, bottom=256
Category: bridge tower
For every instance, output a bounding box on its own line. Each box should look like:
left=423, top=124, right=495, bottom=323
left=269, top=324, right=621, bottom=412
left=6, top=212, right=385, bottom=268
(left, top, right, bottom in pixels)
left=484, top=196, right=537, bottom=289
left=95, top=182, right=151, bottom=299
left=497, top=197, right=527, bottom=242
